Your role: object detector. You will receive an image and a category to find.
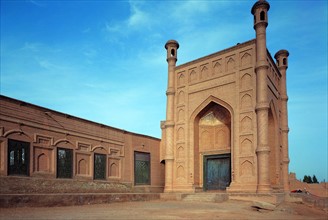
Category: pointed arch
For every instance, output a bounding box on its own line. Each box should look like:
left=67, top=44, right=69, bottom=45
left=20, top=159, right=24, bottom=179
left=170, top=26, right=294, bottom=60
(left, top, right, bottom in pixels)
left=227, top=57, right=235, bottom=71
left=177, top=165, right=185, bottom=178
left=241, top=138, right=252, bottom=154
left=178, top=109, right=185, bottom=122
left=200, top=66, right=209, bottom=79
left=178, top=90, right=185, bottom=104
left=177, top=127, right=185, bottom=141
left=190, top=96, right=233, bottom=187
left=213, top=61, right=222, bottom=74
left=241, top=53, right=251, bottom=66
left=190, top=96, right=234, bottom=122
left=241, top=116, right=252, bottom=133
left=178, top=73, right=185, bottom=86
left=241, top=160, right=253, bottom=176
left=189, top=70, right=197, bottom=83
left=240, top=73, right=252, bottom=89
left=241, top=94, right=252, bottom=109
left=177, top=146, right=184, bottom=159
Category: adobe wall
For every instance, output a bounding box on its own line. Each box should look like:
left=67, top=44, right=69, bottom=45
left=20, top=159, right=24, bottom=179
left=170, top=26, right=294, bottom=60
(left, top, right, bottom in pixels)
left=0, top=95, right=163, bottom=193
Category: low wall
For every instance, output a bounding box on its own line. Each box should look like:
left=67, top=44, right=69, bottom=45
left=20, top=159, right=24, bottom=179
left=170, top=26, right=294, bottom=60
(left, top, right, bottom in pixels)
left=0, top=176, right=132, bottom=194
left=0, top=193, right=161, bottom=208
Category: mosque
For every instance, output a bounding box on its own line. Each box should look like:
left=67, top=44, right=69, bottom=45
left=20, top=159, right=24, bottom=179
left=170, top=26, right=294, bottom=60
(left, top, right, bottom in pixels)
left=0, top=0, right=290, bottom=195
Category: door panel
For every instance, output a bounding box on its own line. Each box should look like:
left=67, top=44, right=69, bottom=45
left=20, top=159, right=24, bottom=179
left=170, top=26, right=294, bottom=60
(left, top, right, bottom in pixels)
left=204, top=154, right=231, bottom=190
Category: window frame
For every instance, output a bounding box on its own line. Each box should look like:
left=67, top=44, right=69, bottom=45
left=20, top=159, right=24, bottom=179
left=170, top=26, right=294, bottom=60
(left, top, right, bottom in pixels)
left=56, top=147, right=73, bottom=179
left=7, top=139, right=30, bottom=176
left=134, top=151, right=151, bottom=185
left=94, top=153, right=107, bottom=180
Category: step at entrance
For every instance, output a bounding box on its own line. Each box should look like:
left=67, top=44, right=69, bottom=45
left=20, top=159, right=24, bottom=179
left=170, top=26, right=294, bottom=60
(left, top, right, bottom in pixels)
left=182, top=193, right=228, bottom=203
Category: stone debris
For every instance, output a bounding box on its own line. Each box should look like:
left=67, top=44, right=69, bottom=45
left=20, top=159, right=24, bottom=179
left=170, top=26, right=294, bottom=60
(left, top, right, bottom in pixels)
left=252, top=201, right=276, bottom=211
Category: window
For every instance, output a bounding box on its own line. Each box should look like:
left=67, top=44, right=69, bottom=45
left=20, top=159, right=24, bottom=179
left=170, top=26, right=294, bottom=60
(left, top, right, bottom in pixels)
left=171, top=49, right=175, bottom=57
left=260, top=11, right=265, bottom=21
left=8, top=139, right=29, bottom=176
left=94, top=153, right=106, bottom=180
left=57, top=148, right=73, bottom=178
left=134, top=152, right=150, bottom=185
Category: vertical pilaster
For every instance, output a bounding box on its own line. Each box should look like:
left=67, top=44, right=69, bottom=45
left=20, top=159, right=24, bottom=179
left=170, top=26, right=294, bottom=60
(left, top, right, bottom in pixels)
left=275, top=50, right=290, bottom=193
left=251, top=0, right=272, bottom=193
left=164, top=40, right=179, bottom=192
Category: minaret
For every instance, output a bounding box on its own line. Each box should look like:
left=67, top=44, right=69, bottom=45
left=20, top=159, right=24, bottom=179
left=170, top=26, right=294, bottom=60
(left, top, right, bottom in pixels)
left=251, top=0, right=271, bottom=193
left=274, top=49, right=290, bottom=192
left=164, top=40, right=179, bottom=192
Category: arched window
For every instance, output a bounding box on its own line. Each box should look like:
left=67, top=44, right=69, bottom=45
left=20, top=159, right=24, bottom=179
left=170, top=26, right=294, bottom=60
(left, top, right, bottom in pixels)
left=283, top=58, right=287, bottom=65
left=171, top=49, right=175, bottom=57
left=260, top=11, right=265, bottom=21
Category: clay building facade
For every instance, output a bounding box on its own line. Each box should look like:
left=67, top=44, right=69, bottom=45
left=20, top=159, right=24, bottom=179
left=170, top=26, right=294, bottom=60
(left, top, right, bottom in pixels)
left=0, top=95, right=164, bottom=192
left=0, top=0, right=290, bottom=195
left=161, top=0, right=290, bottom=193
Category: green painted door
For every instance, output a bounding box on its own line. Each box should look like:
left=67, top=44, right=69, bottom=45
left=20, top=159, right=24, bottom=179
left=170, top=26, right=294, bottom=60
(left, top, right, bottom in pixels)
left=204, top=154, right=231, bottom=190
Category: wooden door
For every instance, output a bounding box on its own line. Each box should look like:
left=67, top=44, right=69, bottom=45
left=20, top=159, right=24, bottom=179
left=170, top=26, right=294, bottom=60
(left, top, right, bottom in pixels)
left=204, top=154, right=231, bottom=190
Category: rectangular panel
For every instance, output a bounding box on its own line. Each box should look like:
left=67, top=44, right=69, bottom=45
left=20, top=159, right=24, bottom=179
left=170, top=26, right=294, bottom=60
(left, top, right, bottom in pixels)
left=134, top=152, right=150, bottom=185
left=57, top=148, right=73, bottom=178
left=94, top=153, right=106, bottom=180
left=8, top=139, right=30, bottom=176
left=204, top=154, right=231, bottom=190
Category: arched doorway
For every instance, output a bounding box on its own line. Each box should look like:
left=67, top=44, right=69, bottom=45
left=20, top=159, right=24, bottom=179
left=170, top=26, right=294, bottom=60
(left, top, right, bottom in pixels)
left=193, top=102, right=232, bottom=190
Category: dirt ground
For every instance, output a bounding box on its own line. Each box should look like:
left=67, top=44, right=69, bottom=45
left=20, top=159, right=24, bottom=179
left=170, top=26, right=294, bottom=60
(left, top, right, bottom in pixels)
left=0, top=200, right=327, bottom=220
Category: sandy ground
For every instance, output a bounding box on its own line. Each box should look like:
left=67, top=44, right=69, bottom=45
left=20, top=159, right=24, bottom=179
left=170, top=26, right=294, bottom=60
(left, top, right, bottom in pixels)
left=0, top=200, right=327, bottom=220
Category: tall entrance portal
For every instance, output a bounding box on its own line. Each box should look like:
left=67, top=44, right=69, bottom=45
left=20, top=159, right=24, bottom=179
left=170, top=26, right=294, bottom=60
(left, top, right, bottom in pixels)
left=194, top=103, right=231, bottom=191
left=161, top=0, right=290, bottom=193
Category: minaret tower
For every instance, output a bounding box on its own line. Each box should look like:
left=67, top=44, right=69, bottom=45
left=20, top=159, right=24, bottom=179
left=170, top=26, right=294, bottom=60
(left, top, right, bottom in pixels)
left=274, top=49, right=290, bottom=193
left=164, top=40, right=179, bottom=192
left=251, top=0, right=271, bottom=193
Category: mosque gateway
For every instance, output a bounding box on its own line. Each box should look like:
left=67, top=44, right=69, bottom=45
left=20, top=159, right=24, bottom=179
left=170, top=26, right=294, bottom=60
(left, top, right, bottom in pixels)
left=160, top=0, right=290, bottom=193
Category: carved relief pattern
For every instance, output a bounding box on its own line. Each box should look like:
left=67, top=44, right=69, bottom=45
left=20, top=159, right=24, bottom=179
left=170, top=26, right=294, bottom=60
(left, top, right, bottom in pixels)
left=177, top=127, right=185, bottom=141
left=241, top=52, right=251, bottom=67
left=178, top=72, right=185, bottom=86
left=213, top=60, right=222, bottom=75
left=240, top=73, right=252, bottom=90
left=177, top=146, right=184, bottom=159
left=189, top=69, right=197, bottom=83
left=177, top=109, right=185, bottom=122
left=241, top=94, right=252, bottom=109
left=200, top=130, right=211, bottom=150
left=240, top=116, right=252, bottom=133
left=241, top=138, right=252, bottom=155
left=199, top=107, right=231, bottom=152
left=241, top=160, right=254, bottom=176
left=200, top=65, right=209, bottom=80
left=226, top=57, right=235, bottom=72
left=178, top=90, right=185, bottom=104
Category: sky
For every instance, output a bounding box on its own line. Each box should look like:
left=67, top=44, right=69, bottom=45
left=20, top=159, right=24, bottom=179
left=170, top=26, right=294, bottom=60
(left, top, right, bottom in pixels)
left=1, top=0, right=327, bottom=182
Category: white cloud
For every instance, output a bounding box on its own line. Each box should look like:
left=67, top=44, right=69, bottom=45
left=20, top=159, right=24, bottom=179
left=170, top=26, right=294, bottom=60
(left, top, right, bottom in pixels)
left=127, top=1, right=150, bottom=28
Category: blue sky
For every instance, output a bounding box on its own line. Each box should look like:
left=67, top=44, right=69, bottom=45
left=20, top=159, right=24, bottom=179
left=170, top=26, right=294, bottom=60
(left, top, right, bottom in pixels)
left=1, top=0, right=327, bottom=182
